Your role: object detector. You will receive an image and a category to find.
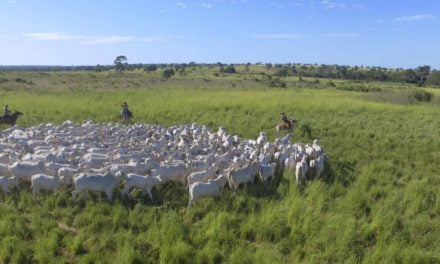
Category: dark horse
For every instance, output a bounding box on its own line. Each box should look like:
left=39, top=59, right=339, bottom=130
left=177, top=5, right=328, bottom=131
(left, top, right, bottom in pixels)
left=0, top=111, right=23, bottom=126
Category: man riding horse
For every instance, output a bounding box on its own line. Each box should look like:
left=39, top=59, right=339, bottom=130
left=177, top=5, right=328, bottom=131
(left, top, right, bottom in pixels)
left=3, top=104, right=10, bottom=117
left=0, top=104, right=23, bottom=126
left=120, top=102, right=133, bottom=122
left=276, top=112, right=297, bottom=132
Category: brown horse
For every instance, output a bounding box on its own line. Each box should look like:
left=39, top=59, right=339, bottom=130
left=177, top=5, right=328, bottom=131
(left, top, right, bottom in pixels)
left=0, top=111, right=23, bottom=126
left=276, top=118, right=297, bottom=132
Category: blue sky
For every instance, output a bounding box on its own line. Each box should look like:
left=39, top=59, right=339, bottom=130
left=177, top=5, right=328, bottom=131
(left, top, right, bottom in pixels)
left=0, top=0, right=439, bottom=68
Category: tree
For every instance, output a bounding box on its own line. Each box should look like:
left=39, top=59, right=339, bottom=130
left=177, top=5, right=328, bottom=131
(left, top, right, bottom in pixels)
left=220, top=65, right=236, bottom=74
left=426, top=70, right=440, bottom=86
left=145, top=64, right=158, bottom=72
left=162, top=68, right=175, bottom=79
left=416, top=65, right=431, bottom=84
left=95, top=64, right=104, bottom=72
left=273, top=67, right=289, bottom=77
left=114, top=55, right=127, bottom=72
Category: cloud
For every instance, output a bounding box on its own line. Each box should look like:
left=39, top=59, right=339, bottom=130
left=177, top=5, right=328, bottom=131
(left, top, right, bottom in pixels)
left=24, top=32, right=170, bottom=45
left=176, top=2, right=187, bottom=8
left=395, top=14, right=435, bottom=22
left=252, top=33, right=305, bottom=39
left=269, top=2, right=285, bottom=9
left=321, top=0, right=347, bottom=10
left=252, top=32, right=357, bottom=39
left=201, top=3, right=213, bottom=8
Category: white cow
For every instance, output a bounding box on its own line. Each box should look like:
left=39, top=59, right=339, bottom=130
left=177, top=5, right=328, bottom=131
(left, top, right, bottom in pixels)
left=72, top=173, right=122, bottom=201
left=256, top=132, right=267, bottom=147
left=188, top=175, right=228, bottom=207
left=309, top=154, right=326, bottom=178
left=58, top=167, right=80, bottom=185
left=0, top=176, right=18, bottom=193
left=227, top=161, right=259, bottom=190
left=186, top=165, right=219, bottom=187
left=31, top=174, right=67, bottom=196
left=118, top=172, right=162, bottom=201
left=151, top=164, right=190, bottom=185
left=259, top=163, right=276, bottom=184
left=295, top=155, right=308, bottom=185
left=9, top=161, right=48, bottom=182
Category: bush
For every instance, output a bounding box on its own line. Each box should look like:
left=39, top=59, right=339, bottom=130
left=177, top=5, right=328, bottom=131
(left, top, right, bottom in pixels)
left=327, top=80, right=336, bottom=87
left=220, top=65, right=236, bottom=74
left=273, top=67, right=289, bottom=77
left=409, top=89, right=433, bottom=103
left=267, top=78, right=286, bottom=88
left=337, top=83, right=381, bottom=93
left=162, top=68, right=175, bottom=79
left=145, top=64, right=158, bottom=72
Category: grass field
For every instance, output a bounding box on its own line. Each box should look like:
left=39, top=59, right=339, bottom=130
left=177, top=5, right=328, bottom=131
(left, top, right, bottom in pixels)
left=0, top=69, right=439, bottom=263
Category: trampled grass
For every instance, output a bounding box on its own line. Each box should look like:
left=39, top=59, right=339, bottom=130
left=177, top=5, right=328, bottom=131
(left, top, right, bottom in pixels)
left=0, top=71, right=439, bottom=263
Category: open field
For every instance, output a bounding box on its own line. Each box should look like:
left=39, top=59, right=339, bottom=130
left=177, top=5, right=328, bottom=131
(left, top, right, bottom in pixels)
left=0, top=70, right=439, bottom=263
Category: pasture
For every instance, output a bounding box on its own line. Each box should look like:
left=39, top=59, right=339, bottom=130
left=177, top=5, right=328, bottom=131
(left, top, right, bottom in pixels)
left=0, top=69, right=439, bottom=263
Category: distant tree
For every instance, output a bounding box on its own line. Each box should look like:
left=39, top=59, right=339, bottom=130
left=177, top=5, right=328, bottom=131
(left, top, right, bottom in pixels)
left=245, top=62, right=251, bottom=72
left=426, top=70, right=440, bottom=86
left=273, top=67, right=289, bottom=77
left=95, top=64, right=104, bottom=72
left=265, top=63, right=272, bottom=69
left=220, top=65, right=236, bottom=74
left=416, top=65, right=431, bottom=84
left=162, top=68, right=175, bottom=79
left=145, top=64, right=158, bottom=72
left=114, top=55, right=127, bottom=72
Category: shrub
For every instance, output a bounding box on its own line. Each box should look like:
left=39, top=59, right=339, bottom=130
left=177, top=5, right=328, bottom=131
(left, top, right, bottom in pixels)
left=267, top=78, right=286, bottom=88
left=162, top=68, right=175, bottom=79
left=327, top=80, right=336, bottom=87
left=409, top=89, right=433, bottom=103
left=220, top=65, right=236, bottom=74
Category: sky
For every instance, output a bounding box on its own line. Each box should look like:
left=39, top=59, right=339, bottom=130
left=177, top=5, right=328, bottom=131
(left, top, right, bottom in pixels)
left=0, top=0, right=439, bottom=68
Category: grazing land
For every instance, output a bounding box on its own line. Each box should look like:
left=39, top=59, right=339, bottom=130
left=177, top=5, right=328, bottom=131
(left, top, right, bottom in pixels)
left=0, top=67, right=439, bottom=263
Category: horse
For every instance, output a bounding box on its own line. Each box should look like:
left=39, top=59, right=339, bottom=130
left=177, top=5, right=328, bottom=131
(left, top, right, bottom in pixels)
left=120, top=106, right=133, bottom=123
left=0, top=111, right=23, bottom=126
left=275, top=118, right=297, bottom=132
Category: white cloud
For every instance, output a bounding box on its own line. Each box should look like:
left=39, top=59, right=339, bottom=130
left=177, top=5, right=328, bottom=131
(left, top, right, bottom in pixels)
left=252, top=32, right=357, bottom=39
left=176, top=2, right=187, bottom=8
left=201, top=3, right=213, bottom=8
left=321, top=0, right=347, bottom=10
left=269, top=2, right=285, bottom=9
left=395, top=14, right=435, bottom=22
left=24, top=32, right=170, bottom=45
left=252, top=33, right=305, bottom=39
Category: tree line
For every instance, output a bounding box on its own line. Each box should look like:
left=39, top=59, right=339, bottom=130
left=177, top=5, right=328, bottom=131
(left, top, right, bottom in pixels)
left=1, top=59, right=439, bottom=86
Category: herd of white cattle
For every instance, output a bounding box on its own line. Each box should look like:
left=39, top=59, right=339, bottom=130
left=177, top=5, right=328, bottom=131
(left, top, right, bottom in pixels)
left=0, top=121, right=326, bottom=207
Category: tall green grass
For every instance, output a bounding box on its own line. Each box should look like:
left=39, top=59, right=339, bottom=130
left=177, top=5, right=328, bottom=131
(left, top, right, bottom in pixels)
left=0, top=73, right=439, bottom=263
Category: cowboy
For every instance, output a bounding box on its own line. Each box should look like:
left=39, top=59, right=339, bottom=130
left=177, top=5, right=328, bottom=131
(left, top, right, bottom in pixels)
left=3, top=104, right=10, bottom=117
left=280, top=112, right=289, bottom=123
left=120, top=102, right=133, bottom=122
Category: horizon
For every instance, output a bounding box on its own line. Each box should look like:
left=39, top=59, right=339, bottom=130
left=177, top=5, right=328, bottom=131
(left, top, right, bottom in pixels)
left=1, top=0, right=439, bottom=68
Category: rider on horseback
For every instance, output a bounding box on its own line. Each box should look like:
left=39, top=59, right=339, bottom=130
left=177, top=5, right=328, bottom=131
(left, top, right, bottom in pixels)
left=3, top=104, right=10, bottom=117
left=120, top=102, right=133, bottom=122
left=280, top=112, right=289, bottom=123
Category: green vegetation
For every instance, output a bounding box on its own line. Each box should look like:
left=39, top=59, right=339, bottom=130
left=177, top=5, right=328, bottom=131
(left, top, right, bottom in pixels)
left=0, top=69, right=439, bottom=263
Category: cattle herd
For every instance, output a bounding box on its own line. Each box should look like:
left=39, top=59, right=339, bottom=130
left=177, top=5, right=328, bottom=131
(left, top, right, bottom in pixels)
left=0, top=121, right=326, bottom=207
